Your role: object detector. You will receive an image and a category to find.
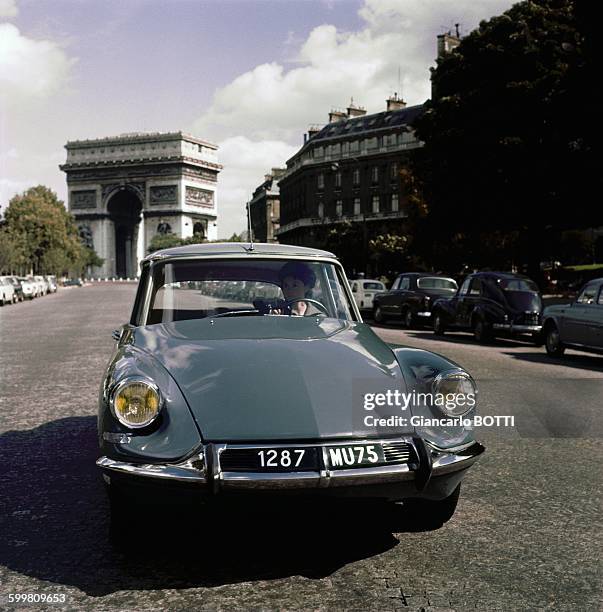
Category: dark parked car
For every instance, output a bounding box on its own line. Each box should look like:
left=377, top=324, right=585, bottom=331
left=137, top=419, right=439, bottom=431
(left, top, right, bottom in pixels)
left=373, top=273, right=458, bottom=327
left=97, top=243, right=484, bottom=535
left=7, top=276, right=24, bottom=302
left=542, top=277, right=603, bottom=357
left=431, top=272, right=543, bottom=344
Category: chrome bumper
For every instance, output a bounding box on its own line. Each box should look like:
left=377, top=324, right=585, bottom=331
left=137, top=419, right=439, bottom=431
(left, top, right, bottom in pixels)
left=492, top=323, right=542, bottom=333
left=97, top=438, right=484, bottom=491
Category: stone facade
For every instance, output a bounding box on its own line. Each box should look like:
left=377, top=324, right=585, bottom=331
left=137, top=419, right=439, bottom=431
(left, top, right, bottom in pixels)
left=60, top=132, right=222, bottom=278
left=249, top=168, right=284, bottom=243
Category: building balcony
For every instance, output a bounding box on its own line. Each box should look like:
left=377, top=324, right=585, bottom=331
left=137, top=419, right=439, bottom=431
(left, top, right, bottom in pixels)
left=275, top=210, right=409, bottom=236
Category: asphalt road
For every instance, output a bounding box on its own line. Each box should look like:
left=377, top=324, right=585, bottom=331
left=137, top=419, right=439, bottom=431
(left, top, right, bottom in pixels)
left=0, top=284, right=601, bottom=611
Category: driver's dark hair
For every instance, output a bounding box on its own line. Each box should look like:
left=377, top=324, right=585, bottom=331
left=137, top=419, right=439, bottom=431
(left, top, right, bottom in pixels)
left=278, top=261, right=316, bottom=289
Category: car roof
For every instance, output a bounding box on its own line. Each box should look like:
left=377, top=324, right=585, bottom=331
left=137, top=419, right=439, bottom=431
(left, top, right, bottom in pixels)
left=143, top=242, right=337, bottom=262
left=399, top=272, right=455, bottom=278
left=470, top=271, right=533, bottom=281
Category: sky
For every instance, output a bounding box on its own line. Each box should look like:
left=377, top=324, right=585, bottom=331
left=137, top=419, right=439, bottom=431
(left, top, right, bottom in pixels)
left=0, top=0, right=515, bottom=237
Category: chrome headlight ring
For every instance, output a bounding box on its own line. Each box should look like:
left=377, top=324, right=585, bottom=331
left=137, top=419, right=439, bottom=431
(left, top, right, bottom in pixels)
left=109, top=377, right=164, bottom=429
left=431, top=368, right=477, bottom=417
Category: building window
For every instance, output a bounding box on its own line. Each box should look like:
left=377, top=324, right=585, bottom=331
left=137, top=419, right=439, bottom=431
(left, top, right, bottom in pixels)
left=372, top=196, right=380, bottom=213
left=350, top=140, right=360, bottom=153
left=391, top=193, right=399, bottom=212
left=315, top=146, right=324, bottom=158
left=366, top=137, right=378, bottom=150
left=353, top=198, right=361, bottom=216
left=318, top=202, right=324, bottom=218
left=371, top=166, right=379, bottom=183
left=334, top=171, right=342, bottom=189
left=317, top=173, right=324, bottom=190
left=390, top=162, right=398, bottom=180
left=342, top=142, right=349, bottom=155
left=331, top=143, right=341, bottom=156
left=336, top=199, right=343, bottom=217
left=353, top=168, right=360, bottom=186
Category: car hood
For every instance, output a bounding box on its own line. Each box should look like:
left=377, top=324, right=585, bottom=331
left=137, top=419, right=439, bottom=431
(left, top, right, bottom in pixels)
left=132, top=317, right=410, bottom=442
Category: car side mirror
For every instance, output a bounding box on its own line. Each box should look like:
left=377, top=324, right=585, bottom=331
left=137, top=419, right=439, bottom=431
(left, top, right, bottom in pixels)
left=112, top=329, right=122, bottom=342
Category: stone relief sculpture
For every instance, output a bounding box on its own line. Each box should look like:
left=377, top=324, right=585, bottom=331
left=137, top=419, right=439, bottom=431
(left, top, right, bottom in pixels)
left=78, top=224, right=94, bottom=249
left=157, top=222, right=172, bottom=235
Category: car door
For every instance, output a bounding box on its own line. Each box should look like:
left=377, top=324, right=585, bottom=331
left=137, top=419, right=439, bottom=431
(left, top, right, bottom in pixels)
left=564, top=282, right=599, bottom=345
left=457, top=277, right=481, bottom=328
left=380, top=275, right=404, bottom=315
left=579, top=282, right=603, bottom=348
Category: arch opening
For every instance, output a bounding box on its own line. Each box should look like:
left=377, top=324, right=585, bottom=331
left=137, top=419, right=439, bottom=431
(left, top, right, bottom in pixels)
left=107, top=189, right=142, bottom=278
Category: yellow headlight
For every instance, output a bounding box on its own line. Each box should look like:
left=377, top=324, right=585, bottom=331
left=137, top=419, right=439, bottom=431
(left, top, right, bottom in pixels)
left=111, top=380, right=162, bottom=428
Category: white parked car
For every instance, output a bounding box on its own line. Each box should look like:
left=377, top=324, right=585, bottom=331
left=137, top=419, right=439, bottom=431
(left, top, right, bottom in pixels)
left=45, top=275, right=58, bottom=293
left=350, top=279, right=386, bottom=312
left=0, top=276, right=16, bottom=305
left=19, top=277, right=35, bottom=299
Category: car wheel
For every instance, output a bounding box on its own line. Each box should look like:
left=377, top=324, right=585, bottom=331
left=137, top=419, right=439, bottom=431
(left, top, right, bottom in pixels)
left=107, top=485, right=133, bottom=540
left=403, top=308, right=414, bottom=329
left=403, top=484, right=462, bottom=530
left=532, top=331, right=544, bottom=347
left=373, top=305, right=387, bottom=324
left=433, top=313, right=445, bottom=335
left=473, top=317, right=492, bottom=343
left=545, top=324, right=565, bottom=356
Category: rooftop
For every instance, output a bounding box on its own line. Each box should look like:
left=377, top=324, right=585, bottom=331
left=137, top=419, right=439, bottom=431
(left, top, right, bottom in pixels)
left=144, top=242, right=337, bottom=261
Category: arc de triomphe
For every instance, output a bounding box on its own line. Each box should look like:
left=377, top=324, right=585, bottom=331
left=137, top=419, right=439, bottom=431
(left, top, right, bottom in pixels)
left=60, top=132, right=222, bottom=278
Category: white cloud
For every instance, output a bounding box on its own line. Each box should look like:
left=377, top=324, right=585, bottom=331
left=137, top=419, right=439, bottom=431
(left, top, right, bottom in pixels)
left=216, top=136, right=297, bottom=237
left=0, top=0, right=18, bottom=19
left=0, top=23, right=75, bottom=105
left=191, top=0, right=514, bottom=236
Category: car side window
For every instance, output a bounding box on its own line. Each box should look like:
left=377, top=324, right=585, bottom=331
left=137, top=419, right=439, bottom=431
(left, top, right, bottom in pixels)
left=577, top=283, right=598, bottom=304
left=468, top=279, right=481, bottom=296
left=399, top=277, right=410, bottom=290
left=390, top=277, right=401, bottom=291
left=351, top=282, right=358, bottom=293
left=459, top=278, right=471, bottom=295
left=597, top=286, right=603, bottom=305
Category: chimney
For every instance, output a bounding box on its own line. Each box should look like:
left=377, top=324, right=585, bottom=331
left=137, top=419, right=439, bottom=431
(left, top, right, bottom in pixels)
left=346, top=98, right=366, bottom=118
left=307, top=124, right=322, bottom=139
left=386, top=93, right=406, bottom=112
left=437, top=31, right=461, bottom=59
left=328, top=109, right=347, bottom=123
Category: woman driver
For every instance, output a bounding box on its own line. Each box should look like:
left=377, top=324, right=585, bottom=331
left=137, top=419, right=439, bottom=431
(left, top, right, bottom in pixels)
left=277, top=261, right=317, bottom=316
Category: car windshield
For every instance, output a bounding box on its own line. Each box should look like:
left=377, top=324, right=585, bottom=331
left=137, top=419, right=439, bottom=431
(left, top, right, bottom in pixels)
left=363, top=282, right=384, bottom=290
left=499, top=278, right=539, bottom=292
left=417, top=277, right=458, bottom=290
left=146, top=259, right=354, bottom=324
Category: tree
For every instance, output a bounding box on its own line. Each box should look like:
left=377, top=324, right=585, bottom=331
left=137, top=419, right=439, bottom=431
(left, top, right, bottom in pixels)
left=3, top=186, right=94, bottom=275
left=413, top=0, right=599, bottom=276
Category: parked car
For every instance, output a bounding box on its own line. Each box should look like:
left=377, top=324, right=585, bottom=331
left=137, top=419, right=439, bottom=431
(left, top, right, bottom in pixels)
left=373, top=273, right=458, bottom=327
left=0, top=276, right=16, bottom=305
left=431, top=272, right=543, bottom=344
left=97, top=243, right=484, bottom=534
left=35, top=275, right=49, bottom=295
left=350, top=278, right=386, bottom=312
left=542, top=277, right=603, bottom=357
left=63, top=278, right=84, bottom=287
left=27, top=276, right=44, bottom=297
left=18, top=277, right=35, bottom=299
left=45, top=275, right=58, bottom=293
left=7, top=276, right=24, bottom=302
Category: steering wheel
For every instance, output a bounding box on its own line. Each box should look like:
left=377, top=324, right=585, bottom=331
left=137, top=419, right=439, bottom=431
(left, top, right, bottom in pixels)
left=285, top=298, right=329, bottom=317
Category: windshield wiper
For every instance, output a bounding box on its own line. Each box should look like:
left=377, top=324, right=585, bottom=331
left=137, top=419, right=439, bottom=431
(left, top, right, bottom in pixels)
left=210, top=309, right=260, bottom=319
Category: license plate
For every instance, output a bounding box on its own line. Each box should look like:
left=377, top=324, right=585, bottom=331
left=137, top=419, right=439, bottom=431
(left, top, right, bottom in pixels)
left=326, top=444, right=385, bottom=469
left=255, top=447, right=319, bottom=472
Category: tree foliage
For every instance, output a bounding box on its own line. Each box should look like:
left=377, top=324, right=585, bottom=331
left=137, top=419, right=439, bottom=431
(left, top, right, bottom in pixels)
left=413, top=0, right=598, bottom=274
left=2, top=186, right=101, bottom=275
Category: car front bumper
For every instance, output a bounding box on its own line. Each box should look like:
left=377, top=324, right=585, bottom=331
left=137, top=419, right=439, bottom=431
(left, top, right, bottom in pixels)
left=97, top=438, right=484, bottom=500
left=492, top=323, right=542, bottom=333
